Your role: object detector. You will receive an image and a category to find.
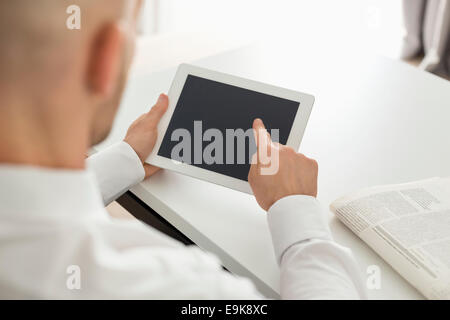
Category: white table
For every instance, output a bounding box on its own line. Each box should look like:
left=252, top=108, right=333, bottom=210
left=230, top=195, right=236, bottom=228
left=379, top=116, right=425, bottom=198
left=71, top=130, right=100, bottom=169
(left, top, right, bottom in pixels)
left=96, top=39, right=450, bottom=299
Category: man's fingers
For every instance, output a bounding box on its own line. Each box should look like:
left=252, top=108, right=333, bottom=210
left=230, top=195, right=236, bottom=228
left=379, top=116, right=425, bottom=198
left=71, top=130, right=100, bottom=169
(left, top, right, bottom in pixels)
left=252, top=118, right=272, bottom=148
left=252, top=118, right=273, bottom=166
left=143, top=163, right=161, bottom=178
left=148, top=94, right=168, bottom=124
left=252, top=118, right=265, bottom=147
left=253, top=118, right=266, bottom=131
left=250, top=152, right=258, bottom=165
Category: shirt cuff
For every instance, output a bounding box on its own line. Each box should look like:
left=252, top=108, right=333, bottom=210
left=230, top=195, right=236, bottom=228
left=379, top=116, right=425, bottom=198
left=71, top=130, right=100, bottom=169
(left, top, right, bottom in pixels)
left=267, top=195, right=332, bottom=264
left=87, top=141, right=145, bottom=205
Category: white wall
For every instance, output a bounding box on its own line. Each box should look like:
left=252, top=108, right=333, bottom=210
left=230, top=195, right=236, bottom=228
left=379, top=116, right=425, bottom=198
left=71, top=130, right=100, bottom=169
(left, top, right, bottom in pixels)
left=141, top=0, right=404, bottom=58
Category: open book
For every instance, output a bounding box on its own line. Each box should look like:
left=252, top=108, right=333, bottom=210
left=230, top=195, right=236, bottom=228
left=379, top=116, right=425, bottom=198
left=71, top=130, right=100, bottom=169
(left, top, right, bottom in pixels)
left=330, top=178, right=450, bottom=299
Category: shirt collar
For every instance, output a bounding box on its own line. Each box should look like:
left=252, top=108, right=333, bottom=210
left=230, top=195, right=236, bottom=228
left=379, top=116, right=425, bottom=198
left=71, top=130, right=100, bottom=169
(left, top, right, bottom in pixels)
left=0, top=165, right=104, bottom=219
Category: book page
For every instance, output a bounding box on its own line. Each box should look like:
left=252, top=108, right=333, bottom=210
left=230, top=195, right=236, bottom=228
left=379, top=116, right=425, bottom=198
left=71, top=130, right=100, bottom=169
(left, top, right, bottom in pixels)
left=330, top=178, right=450, bottom=299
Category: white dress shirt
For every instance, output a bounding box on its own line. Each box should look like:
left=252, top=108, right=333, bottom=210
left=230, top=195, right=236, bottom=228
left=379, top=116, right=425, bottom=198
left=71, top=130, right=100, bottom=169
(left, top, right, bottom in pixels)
left=0, top=142, right=367, bottom=299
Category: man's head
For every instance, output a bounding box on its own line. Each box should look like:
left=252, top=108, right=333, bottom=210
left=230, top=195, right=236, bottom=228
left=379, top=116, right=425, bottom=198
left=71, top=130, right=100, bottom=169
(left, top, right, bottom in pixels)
left=0, top=0, right=142, bottom=167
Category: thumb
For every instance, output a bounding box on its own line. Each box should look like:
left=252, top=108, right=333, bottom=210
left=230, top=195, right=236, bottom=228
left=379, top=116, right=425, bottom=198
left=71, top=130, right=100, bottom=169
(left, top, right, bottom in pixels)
left=143, top=163, right=161, bottom=179
left=148, top=94, right=168, bottom=123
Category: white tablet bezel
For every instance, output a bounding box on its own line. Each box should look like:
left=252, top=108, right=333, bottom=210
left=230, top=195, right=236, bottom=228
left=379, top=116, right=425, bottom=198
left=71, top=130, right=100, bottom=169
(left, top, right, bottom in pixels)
left=146, top=63, right=314, bottom=194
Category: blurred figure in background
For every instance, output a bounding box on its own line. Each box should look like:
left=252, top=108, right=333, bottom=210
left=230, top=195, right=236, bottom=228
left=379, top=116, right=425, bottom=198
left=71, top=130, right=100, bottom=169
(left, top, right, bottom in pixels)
left=401, top=0, right=450, bottom=78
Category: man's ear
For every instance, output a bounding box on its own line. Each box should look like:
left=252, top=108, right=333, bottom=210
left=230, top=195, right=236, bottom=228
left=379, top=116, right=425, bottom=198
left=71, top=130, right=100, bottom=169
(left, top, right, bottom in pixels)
left=87, top=23, right=123, bottom=97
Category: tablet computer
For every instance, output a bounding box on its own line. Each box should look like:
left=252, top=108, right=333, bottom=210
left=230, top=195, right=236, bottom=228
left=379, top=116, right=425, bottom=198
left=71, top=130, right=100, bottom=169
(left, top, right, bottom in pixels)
left=146, top=64, right=314, bottom=194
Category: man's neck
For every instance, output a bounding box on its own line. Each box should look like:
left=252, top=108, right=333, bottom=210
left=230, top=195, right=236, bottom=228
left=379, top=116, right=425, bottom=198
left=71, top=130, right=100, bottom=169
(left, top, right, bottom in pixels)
left=0, top=103, right=90, bottom=170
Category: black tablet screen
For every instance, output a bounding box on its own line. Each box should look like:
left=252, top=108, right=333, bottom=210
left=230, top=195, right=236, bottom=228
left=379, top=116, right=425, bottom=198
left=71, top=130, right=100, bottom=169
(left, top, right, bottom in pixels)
left=157, top=75, right=300, bottom=181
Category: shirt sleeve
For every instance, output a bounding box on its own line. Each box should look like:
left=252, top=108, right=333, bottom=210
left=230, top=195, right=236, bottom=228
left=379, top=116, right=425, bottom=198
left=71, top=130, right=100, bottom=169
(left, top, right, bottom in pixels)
left=267, top=195, right=368, bottom=299
left=87, top=142, right=145, bottom=205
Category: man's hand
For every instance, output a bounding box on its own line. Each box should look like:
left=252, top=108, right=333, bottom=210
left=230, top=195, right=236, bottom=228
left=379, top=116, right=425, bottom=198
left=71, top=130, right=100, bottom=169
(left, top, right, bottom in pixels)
left=248, top=118, right=318, bottom=211
left=124, top=94, right=168, bottom=179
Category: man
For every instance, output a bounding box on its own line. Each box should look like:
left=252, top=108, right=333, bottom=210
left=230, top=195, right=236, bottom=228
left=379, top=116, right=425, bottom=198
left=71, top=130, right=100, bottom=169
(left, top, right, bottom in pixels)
left=0, top=0, right=367, bottom=299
